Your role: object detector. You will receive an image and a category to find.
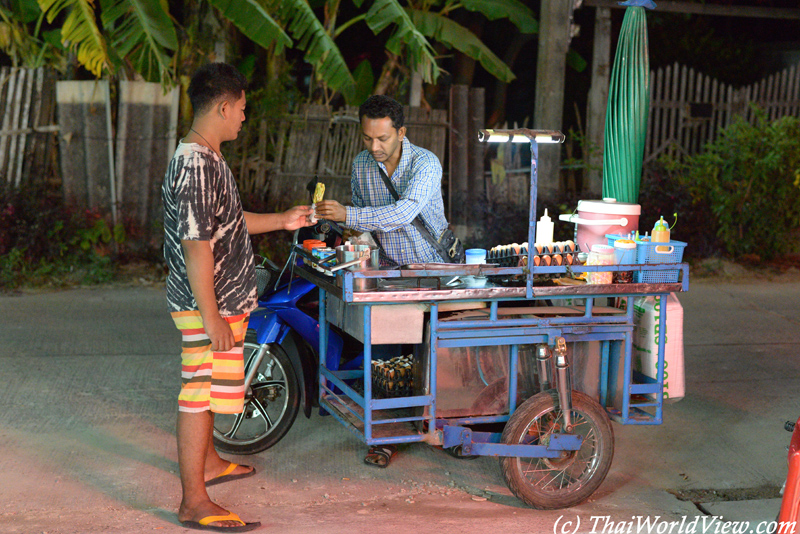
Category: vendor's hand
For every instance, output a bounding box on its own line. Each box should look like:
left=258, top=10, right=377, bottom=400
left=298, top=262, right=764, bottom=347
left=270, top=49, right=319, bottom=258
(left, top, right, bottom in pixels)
left=204, top=314, right=235, bottom=352
left=316, top=200, right=347, bottom=222
left=283, top=205, right=314, bottom=230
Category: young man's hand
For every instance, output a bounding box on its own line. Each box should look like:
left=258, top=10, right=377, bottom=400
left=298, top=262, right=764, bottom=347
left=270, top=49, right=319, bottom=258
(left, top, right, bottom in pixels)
left=315, top=200, right=346, bottom=222
left=204, top=314, right=235, bottom=352
left=283, top=205, right=314, bottom=230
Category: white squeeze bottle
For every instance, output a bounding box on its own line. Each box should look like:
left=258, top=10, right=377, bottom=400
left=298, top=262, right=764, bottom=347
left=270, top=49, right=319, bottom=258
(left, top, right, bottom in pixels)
left=652, top=216, right=670, bottom=253
left=535, top=209, right=554, bottom=244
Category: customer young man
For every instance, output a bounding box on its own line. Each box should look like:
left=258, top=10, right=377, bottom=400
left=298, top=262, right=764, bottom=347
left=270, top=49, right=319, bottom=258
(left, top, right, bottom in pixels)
left=315, top=94, right=451, bottom=267
left=162, top=62, right=311, bottom=531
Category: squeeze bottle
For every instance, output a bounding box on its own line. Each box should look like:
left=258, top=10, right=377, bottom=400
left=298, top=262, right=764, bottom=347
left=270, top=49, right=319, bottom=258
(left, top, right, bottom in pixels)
left=535, top=209, right=554, bottom=244
left=652, top=216, right=670, bottom=253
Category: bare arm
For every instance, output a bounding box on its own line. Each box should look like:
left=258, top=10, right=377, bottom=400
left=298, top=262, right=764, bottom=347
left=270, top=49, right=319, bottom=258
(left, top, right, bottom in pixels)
left=244, top=205, right=313, bottom=234
left=181, top=239, right=234, bottom=352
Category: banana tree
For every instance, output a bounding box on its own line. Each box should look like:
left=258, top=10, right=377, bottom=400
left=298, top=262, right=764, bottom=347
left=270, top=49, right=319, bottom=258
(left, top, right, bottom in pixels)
left=13, top=0, right=536, bottom=103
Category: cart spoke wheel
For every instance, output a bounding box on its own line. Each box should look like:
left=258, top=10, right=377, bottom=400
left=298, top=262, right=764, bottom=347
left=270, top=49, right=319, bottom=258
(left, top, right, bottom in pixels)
left=500, top=390, right=614, bottom=509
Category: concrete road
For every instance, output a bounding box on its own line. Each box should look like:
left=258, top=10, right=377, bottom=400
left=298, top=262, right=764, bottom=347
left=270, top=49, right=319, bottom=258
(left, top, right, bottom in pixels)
left=0, top=277, right=798, bottom=534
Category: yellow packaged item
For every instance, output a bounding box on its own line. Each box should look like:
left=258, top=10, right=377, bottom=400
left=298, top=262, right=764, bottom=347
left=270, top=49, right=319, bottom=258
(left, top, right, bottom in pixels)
left=313, top=182, right=325, bottom=204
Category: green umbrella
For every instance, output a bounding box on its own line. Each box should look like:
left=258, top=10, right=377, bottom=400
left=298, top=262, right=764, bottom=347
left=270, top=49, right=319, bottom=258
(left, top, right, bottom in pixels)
left=602, top=0, right=655, bottom=203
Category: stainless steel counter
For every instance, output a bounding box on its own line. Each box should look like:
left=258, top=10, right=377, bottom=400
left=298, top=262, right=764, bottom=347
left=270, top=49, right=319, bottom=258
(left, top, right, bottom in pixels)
left=294, top=264, right=685, bottom=303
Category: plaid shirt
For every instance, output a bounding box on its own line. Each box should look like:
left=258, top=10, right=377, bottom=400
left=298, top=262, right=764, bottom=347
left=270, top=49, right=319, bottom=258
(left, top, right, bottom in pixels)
left=345, top=137, right=448, bottom=266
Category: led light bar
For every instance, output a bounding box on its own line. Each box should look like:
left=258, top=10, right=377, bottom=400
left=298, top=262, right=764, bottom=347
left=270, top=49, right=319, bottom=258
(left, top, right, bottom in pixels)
left=478, top=129, right=565, bottom=144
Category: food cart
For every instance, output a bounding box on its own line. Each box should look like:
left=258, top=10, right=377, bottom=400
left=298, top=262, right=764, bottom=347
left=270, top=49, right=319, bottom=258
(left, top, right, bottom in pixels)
left=292, top=129, right=689, bottom=509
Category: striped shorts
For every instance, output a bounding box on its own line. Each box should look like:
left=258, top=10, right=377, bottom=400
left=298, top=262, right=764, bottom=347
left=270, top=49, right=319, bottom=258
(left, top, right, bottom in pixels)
left=170, top=310, right=250, bottom=414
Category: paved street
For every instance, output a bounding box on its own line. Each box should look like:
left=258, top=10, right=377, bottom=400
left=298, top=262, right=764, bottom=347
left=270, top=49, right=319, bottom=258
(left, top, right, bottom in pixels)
left=1, top=277, right=798, bottom=533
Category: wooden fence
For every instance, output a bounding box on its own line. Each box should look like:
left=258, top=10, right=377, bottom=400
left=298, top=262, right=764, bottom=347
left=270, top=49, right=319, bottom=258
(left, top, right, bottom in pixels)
left=646, top=62, right=800, bottom=162
left=235, top=104, right=448, bottom=210
left=0, top=67, right=59, bottom=187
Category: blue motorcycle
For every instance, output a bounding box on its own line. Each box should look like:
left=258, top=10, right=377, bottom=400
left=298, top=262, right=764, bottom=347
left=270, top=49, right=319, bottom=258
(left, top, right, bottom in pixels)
left=212, top=221, right=354, bottom=454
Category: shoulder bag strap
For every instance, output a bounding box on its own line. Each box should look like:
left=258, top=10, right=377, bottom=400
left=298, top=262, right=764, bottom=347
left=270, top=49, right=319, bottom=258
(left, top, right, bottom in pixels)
left=375, top=165, right=453, bottom=263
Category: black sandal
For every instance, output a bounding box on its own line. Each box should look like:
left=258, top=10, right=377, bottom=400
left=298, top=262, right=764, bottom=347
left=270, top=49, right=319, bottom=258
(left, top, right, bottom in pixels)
left=364, top=444, right=397, bottom=468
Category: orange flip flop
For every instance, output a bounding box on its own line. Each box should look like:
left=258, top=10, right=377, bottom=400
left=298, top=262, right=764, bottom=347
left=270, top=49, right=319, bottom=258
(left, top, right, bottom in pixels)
left=205, top=462, right=257, bottom=487
left=180, top=511, right=261, bottom=532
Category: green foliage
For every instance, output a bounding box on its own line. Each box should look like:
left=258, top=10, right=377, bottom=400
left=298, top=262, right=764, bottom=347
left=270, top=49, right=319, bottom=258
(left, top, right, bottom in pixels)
left=38, top=0, right=110, bottom=77
left=359, top=0, right=440, bottom=83
left=271, top=0, right=357, bottom=102
left=639, top=160, right=718, bottom=259
left=352, top=60, right=375, bottom=106
left=669, top=112, right=800, bottom=260
left=459, top=0, right=536, bottom=33
left=0, top=182, right=123, bottom=289
left=407, top=8, right=514, bottom=83
left=0, top=0, right=66, bottom=69
left=210, top=0, right=291, bottom=51
left=99, top=0, right=177, bottom=84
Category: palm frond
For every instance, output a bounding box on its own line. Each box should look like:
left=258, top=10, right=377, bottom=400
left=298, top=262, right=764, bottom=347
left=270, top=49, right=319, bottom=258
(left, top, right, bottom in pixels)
left=38, top=0, right=110, bottom=77
left=276, top=0, right=356, bottom=102
left=99, top=0, right=177, bottom=84
left=364, top=0, right=439, bottom=83
left=460, top=0, right=537, bottom=34
left=208, top=0, right=292, bottom=52
left=408, top=8, right=514, bottom=83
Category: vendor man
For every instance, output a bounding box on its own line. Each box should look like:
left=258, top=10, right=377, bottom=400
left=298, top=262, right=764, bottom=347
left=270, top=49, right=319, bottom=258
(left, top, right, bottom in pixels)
left=315, top=95, right=451, bottom=266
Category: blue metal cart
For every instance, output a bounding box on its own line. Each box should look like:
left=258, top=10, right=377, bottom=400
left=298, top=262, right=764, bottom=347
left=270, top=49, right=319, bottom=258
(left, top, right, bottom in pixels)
left=295, top=129, right=689, bottom=509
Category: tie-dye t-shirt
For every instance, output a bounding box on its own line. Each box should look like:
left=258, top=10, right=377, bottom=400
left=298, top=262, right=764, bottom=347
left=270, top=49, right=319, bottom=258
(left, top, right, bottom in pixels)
left=162, top=142, right=257, bottom=316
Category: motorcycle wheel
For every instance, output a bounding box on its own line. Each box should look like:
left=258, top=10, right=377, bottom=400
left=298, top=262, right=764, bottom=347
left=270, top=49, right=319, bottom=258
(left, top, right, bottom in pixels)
left=500, top=390, right=614, bottom=509
left=213, top=335, right=301, bottom=455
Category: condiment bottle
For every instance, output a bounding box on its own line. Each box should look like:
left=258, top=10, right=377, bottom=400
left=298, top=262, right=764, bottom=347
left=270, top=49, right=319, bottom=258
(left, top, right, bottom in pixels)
left=535, top=209, right=554, bottom=245
left=652, top=216, right=670, bottom=253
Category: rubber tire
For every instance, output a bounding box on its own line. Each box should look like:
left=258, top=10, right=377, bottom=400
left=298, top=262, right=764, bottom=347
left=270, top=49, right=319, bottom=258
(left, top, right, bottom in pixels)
left=212, top=333, right=301, bottom=455
left=500, top=390, right=614, bottom=509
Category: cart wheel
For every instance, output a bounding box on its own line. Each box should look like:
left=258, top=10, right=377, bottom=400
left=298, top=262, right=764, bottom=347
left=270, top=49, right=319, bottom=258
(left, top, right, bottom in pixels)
left=500, top=390, right=614, bottom=509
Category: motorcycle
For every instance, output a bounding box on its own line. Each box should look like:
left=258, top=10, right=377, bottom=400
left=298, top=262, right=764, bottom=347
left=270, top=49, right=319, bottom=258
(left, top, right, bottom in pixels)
left=212, top=219, right=359, bottom=454
left=773, top=416, right=800, bottom=534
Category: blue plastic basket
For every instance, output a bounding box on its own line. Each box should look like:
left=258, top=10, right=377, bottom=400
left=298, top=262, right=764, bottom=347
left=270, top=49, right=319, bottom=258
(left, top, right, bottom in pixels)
left=606, top=234, right=687, bottom=283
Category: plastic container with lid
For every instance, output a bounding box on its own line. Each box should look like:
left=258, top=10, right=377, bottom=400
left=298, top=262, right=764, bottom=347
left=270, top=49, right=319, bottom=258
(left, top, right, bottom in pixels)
left=586, top=244, right=615, bottom=284
left=559, top=198, right=641, bottom=251
left=613, top=239, right=636, bottom=283
left=465, top=248, right=487, bottom=265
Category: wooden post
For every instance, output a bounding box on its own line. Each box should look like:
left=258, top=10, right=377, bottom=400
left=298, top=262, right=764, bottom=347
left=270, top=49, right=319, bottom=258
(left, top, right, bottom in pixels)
left=586, top=6, right=611, bottom=197
left=449, top=85, right=469, bottom=238
left=534, top=0, right=575, bottom=201
left=468, top=87, right=485, bottom=239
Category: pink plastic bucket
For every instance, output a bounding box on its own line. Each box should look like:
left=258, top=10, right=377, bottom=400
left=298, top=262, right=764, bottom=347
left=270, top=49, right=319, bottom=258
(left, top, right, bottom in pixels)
left=558, top=199, right=640, bottom=251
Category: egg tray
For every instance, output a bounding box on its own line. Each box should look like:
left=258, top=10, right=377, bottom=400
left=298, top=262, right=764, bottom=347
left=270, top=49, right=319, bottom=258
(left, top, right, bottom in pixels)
left=486, top=245, right=583, bottom=281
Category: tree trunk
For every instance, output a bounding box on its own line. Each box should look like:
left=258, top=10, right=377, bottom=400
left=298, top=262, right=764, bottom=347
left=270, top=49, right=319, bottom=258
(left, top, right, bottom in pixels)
left=534, top=0, right=575, bottom=200
left=586, top=6, right=611, bottom=197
